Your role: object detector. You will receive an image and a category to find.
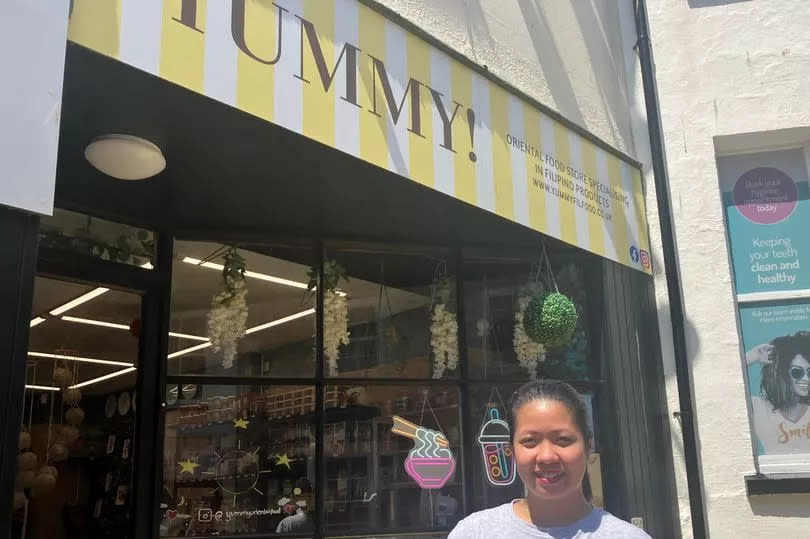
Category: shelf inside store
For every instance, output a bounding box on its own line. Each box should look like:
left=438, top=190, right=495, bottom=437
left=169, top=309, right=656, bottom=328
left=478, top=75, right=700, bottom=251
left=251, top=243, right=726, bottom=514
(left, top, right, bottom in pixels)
left=166, top=404, right=381, bottom=436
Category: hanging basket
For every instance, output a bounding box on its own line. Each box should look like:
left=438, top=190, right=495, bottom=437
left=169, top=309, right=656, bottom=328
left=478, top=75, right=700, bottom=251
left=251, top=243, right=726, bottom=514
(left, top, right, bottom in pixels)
left=519, top=243, right=579, bottom=349
left=523, top=291, right=578, bottom=347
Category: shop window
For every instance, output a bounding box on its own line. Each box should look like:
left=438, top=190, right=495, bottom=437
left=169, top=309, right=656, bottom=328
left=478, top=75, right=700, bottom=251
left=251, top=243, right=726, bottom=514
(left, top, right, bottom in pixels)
left=324, top=385, right=463, bottom=534
left=462, top=250, right=595, bottom=381
left=168, top=241, right=316, bottom=377
left=39, top=208, right=155, bottom=267
left=161, top=384, right=316, bottom=536
left=14, top=278, right=141, bottom=538
left=324, top=247, right=458, bottom=379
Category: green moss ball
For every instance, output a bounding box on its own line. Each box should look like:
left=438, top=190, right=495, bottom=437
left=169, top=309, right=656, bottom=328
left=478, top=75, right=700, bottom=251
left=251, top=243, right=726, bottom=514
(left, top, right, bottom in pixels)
left=523, top=292, right=578, bottom=347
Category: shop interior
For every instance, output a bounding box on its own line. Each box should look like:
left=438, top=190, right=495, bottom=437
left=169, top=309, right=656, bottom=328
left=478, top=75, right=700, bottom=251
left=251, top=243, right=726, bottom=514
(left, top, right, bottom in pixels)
left=13, top=43, right=609, bottom=539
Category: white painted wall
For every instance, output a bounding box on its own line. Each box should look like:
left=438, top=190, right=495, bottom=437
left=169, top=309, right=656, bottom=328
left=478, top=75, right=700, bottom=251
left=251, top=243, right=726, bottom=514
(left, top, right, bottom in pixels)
left=0, top=1, right=70, bottom=215
left=645, top=0, right=810, bottom=537
left=372, top=0, right=640, bottom=154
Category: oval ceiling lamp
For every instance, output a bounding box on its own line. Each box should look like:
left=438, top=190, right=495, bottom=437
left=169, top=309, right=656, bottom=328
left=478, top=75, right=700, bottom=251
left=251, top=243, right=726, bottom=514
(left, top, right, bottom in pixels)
left=84, top=134, right=166, bottom=180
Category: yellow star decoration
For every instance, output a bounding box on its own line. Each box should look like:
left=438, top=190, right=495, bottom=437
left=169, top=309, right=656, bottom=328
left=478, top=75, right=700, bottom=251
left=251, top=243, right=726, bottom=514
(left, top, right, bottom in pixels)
left=178, top=459, right=200, bottom=474
left=233, top=418, right=250, bottom=429
left=276, top=454, right=292, bottom=469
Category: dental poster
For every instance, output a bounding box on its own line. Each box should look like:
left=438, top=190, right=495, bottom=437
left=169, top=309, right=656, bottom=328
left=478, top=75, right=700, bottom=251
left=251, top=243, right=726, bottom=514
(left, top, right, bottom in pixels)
left=739, top=301, right=810, bottom=474
left=718, top=149, right=810, bottom=295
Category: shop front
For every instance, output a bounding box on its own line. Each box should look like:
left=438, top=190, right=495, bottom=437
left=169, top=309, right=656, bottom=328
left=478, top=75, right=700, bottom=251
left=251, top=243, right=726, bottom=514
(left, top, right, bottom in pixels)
left=1, top=1, right=679, bottom=538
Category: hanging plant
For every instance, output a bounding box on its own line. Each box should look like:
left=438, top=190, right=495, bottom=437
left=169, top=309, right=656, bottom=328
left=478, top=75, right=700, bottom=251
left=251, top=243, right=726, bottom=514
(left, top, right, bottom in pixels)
left=513, top=287, right=547, bottom=379
left=519, top=243, right=579, bottom=349
left=429, top=268, right=458, bottom=379
left=206, top=246, right=249, bottom=369
left=308, top=260, right=350, bottom=376
left=523, top=291, right=578, bottom=348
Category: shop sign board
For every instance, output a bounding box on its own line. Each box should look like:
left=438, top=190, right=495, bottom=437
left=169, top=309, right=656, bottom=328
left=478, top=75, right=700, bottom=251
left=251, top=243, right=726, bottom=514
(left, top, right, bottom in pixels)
left=720, top=149, right=810, bottom=474
left=1, top=1, right=70, bottom=215
left=66, top=0, right=651, bottom=273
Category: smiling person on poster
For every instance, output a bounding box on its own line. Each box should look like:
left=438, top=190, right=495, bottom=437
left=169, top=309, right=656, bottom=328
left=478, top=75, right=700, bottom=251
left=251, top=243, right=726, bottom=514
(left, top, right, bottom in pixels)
left=449, top=380, right=649, bottom=538
left=746, top=331, right=810, bottom=452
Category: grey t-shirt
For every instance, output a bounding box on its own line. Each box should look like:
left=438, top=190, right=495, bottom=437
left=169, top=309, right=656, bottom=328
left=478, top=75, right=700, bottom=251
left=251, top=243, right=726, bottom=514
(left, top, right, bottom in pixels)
left=448, top=501, right=651, bottom=538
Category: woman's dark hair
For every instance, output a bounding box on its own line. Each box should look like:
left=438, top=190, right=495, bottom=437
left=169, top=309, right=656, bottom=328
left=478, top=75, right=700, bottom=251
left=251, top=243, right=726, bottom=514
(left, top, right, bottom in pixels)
left=509, top=379, right=593, bottom=500
left=762, top=331, right=810, bottom=411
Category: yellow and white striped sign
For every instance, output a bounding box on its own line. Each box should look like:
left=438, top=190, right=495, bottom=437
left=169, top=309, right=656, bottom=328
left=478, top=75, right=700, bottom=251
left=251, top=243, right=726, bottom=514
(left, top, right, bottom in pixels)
left=67, top=0, right=652, bottom=273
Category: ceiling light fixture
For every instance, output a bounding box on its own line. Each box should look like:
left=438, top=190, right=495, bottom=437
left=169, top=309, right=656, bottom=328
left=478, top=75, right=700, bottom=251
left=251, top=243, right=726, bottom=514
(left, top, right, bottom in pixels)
left=49, top=287, right=110, bottom=316
left=70, top=367, right=137, bottom=389
left=61, top=316, right=129, bottom=330
left=30, top=317, right=46, bottom=328
left=244, top=308, right=315, bottom=335
left=181, top=257, right=346, bottom=296
left=167, top=341, right=212, bottom=359
left=182, top=257, right=309, bottom=289
left=61, top=315, right=208, bottom=341
left=85, top=134, right=166, bottom=180
left=168, top=307, right=316, bottom=359
left=168, top=331, right=209, bottom=342
left=28, top=351, right=133, bottom=367
left=26, top=384, right=60, bottom=392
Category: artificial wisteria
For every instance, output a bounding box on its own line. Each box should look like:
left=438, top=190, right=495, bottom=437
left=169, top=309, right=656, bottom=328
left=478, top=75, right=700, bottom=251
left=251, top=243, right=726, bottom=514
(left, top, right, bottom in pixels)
left=430, top=303, right=459, bottom=379
left=323, top=289, right=350, bottom=376
left=513, top=291, right=547, bottom=379
left=207, top=247, right=248, bottom=369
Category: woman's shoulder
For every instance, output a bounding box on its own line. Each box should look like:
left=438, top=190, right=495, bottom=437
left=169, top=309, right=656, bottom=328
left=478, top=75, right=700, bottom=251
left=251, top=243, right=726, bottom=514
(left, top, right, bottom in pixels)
left=447, top=503, right=513, bottom=537
left=750, top=394, right=773, bottom=413
left=593, top=509, right=652, bottom=538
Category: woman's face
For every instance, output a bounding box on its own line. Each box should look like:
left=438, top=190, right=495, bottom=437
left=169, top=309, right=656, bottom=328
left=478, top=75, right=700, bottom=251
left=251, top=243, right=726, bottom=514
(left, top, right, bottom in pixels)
left=513, top=399, right=588, bottom=501
left=790, top=354, right=810, bottom=398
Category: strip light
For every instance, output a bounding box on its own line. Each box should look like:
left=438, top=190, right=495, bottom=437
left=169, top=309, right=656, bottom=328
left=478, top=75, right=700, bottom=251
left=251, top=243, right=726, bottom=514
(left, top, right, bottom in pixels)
left=70, top=367, right=136, bottom=389
left=28, top=351, right=133, bottom=367
left=167, top=341, right=212, bottom=359
left=245, top=308, right=315, bottom=334
left=183, top=257, right=309, bottom=289
left=26, top=384, right=59, bottom=391
left=49, top=287, right=110, bottom=316
left=46, top=261, right=152, bottom=318
left=182, top=257, right=346, bottom=296
left=168, top=307, right=316, bottom=359
left=61, top=316, right=129, bottom=330
left=61, top=315, right=208, bottom=341
left=30, top=317, right=46, bottom=328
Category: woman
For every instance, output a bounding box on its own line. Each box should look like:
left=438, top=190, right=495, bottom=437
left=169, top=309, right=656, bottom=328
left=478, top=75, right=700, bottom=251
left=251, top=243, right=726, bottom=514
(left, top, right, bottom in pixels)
left=449, top=380, right=650, bottom=538
left=746, top=331, right=810, bottom=453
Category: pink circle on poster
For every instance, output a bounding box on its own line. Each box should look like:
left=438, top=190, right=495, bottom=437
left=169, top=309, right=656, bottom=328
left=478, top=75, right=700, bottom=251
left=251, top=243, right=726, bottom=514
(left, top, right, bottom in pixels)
left=733, top=167, right=798, bottom=224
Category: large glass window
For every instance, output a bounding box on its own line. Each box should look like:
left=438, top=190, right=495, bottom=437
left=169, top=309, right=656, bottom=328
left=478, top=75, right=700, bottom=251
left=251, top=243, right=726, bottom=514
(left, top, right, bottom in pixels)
left=169, top=241, right=316, bottom=377
left=462, top=249, right=595, bottom=380
left=162, top=384, right=315, bottom=536
left=39, top=208, right=155, bottom=267
left=158, top=241, right=603, bottom=537
left=323, top=385, right=463, bottom=534
left=323, top=246, right=457, bottom=379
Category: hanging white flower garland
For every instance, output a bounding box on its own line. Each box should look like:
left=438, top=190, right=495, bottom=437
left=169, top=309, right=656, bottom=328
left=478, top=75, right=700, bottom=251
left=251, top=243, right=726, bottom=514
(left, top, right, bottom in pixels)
left=430, top=303, right=459, bottom=379
left=429, top=270, right=459, bottom=379
left=206, top=247, right=248, bottom=369
left=513, top=290, right=547, bottom=379
left=309, top=260, right=350, bottom=376
left=323, top=289, right=350, bottom=376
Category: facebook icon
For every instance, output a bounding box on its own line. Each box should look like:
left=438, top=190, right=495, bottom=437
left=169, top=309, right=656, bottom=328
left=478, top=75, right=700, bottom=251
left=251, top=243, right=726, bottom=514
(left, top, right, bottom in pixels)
left=629, top=245, right=640, bottom=264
